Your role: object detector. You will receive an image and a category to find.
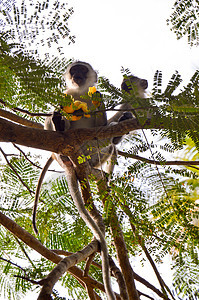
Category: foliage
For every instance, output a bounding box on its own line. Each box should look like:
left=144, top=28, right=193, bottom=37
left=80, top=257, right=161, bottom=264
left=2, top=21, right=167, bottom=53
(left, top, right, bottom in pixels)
left=0, top=1, right=198, bottom=300
left=0, top=0, right=75, bottom=56
left=167, top=0, right=199, bottom=46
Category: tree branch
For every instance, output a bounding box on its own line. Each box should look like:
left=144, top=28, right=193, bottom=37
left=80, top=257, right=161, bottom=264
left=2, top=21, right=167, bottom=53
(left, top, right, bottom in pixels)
left=118, top=151, right=199, bottom=166
left=12, top=144, right=63, bottom=173
left=0, top=147, right=34, bottom=195
left=97, top=179, right=139, bottom=300
left=38, top=241, right=100, bottom=300
left=0, top=108, right=43, bottom=129
left=108, top=256, right=129, bottom=300
left=0, top=211, right=114, bottom=295
left=0, top=98, right=50, bottom=117
left=0, top=117, right=153, bottom=155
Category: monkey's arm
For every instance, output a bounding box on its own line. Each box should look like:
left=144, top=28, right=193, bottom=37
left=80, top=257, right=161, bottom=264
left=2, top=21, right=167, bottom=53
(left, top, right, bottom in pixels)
left=33, top=155, right=54, bottom=234
left=107, top=103, right=133, bottom=124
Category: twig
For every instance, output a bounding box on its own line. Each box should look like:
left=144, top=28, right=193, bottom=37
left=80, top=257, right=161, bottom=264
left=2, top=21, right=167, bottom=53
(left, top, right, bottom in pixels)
left=0, top=98, right=50, bottom=117
left=13, top=144, right=63, bottom=173
left=14, top=237, right=36, bottom=270
left=0, top=256, right=26, bottom=272
left=0, top=147, right=34, bottom=195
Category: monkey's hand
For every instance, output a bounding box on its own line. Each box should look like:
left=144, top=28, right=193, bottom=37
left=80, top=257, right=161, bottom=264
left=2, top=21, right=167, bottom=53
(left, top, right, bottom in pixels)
left=88, top=86, right=103, bottom=108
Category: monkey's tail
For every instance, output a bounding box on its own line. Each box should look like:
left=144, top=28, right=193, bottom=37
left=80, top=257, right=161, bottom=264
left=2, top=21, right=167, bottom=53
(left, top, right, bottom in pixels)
left=65, top=165, right=116, bottom=300
left=33, top=155, right=54, bottom=234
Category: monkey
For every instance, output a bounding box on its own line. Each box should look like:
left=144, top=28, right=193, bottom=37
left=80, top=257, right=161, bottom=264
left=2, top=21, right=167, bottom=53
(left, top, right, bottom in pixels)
left=33, top=61, right=121, bottom=300
left=33, top=65, right=148, bottom=234
left=33, top=62, right=148, bottom=299
left=108, top=74, right=148, bottom=125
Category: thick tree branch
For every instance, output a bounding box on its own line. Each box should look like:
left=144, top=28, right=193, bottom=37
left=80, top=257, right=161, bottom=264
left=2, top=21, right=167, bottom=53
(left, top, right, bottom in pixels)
left=108, top=256, right=129, bottom=300
left=0, top=117, right=152, bottom=155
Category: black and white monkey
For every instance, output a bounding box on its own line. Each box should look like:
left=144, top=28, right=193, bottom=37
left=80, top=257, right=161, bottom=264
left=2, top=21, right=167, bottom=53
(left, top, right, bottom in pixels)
left=34, top=61, right=135, bottom=233
left=33, top=61, right=148, bottom=299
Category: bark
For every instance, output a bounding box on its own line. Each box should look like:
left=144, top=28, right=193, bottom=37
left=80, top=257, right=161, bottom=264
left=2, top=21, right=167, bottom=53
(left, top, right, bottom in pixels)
left=0, top=211, right=114, bottom=295
left=0, top=117, right=152, bottom=155
left=0, top=108, right=44, bottom=129
left=38, top=241, right=99, bottom=299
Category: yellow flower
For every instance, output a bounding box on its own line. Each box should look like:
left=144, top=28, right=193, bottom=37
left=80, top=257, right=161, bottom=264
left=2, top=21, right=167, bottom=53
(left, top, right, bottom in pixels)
left=88, top=86, right=97, bottom=95
left=63, top=104, right=74, bottom=113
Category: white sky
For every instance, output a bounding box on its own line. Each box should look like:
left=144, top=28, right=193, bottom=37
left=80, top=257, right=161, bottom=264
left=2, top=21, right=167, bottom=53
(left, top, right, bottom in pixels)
left=1, top=0, right=199, bottom=299
left=64, top=0, right=198, bottom=90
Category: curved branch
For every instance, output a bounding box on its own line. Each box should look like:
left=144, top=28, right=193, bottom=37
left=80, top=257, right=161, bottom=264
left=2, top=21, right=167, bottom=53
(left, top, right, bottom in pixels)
left=38, top=241, right=99, bottom=299
left=13, top=144, right=63, bottom=173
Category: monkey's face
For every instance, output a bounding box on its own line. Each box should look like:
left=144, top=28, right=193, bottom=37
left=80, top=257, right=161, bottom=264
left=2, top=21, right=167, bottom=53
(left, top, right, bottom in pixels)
left=69, top=64, right=89, bottom=87
left=121, top=75, right=148, bottom=97
left=63, top=61, right=98, bottom=96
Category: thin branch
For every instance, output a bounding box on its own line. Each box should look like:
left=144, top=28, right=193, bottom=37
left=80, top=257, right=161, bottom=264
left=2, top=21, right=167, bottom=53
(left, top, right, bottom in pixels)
left=133, top=271, right=167, bottom=299
left=14, top=237, right=36, bottom=270
left=140, top=241, right=174, bottom=299
left=0, top=98, right=50, bottom=117
left=118, top=150, right=199, bottom=166
left=83, top=252, right=96, bottom=277
left=0, top=107, right=44, bottom=129
left=0, top=256, right=26, bottom=272
left=13, top=143, right=63, bottom=173
left=138, top=291, right=154, bottom=300
left=13, top=274, right=42, bottom=285
left=0, top=147, right=34, bottom=195
left=117, top=199, right=170, bottom=299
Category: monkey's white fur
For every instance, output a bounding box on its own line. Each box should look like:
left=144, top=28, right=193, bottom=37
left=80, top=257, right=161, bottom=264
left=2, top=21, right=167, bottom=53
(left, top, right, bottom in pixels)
left=63, top=61, right=97, bottom=97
